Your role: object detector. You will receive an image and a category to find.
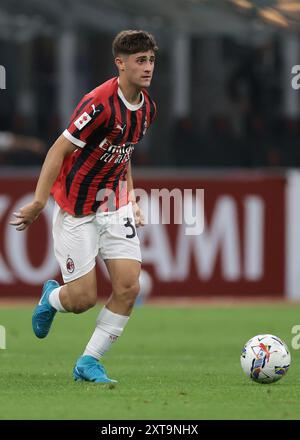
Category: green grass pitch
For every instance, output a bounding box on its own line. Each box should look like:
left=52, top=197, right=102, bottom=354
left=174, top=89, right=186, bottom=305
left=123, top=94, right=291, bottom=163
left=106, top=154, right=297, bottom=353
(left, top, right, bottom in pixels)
left=0, top=302, right=300, bottom=420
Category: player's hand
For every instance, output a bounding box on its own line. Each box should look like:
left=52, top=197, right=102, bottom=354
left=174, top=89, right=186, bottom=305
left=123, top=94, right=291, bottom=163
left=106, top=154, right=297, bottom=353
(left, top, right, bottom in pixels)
left=9, top=201, right=44, bottom=231
left=132, top=202, right=145, bottom=228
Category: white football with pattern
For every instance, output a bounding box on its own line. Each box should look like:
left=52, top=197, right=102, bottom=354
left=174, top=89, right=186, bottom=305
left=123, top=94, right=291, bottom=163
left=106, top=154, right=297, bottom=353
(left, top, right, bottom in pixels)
left=240, top=334, right=291, bottom=384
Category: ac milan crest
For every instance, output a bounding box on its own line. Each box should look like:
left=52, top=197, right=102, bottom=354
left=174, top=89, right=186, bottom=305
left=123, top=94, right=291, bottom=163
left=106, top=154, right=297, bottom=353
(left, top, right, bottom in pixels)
left=66, top=257, right=75, bottom=273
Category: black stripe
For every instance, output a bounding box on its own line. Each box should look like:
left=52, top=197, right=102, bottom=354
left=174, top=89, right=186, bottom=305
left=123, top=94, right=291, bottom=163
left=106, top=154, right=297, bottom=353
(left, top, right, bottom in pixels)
left=126, top=111, right=137, bottom=143
left=149, top=99, right=156, bottom=123
left=112, top=97, right=127, bottom=145
left=70, top=97, right=93, bottom=124
left=85, top=124, right=108, bottom=145
left=138, top=102, right=147, bottom=141
left=90, top=162, right=125, bottom=213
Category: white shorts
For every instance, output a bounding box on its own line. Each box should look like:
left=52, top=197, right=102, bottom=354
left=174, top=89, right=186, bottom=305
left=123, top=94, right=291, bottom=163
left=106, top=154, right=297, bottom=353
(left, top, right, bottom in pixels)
left=52, top=202, right=142, bottom=283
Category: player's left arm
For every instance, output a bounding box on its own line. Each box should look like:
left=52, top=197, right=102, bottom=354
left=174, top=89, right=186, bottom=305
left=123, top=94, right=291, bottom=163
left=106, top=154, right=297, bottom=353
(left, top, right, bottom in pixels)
left=127, top=160, right=145, bottom=227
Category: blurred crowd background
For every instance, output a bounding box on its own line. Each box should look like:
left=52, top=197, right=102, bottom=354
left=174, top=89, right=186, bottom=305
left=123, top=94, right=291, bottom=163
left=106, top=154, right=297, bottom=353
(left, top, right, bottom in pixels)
left=1, top=0, right=300, bottom=168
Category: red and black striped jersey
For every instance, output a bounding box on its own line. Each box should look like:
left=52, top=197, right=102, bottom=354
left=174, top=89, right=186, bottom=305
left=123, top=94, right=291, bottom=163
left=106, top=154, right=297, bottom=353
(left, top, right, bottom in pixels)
left=51, top=76, right=156, bottom=215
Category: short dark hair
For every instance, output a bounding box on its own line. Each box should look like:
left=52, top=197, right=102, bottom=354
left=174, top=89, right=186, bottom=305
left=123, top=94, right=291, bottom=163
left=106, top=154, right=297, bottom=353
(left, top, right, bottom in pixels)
left=112, top=30, right=158, bottom=57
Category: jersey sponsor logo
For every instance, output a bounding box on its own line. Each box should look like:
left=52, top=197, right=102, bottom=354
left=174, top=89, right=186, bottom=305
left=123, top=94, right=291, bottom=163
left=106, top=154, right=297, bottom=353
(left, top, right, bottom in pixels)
left=74, top=112, right=92, bottom=130
left=98, top=138, right=134, bottom=163
left=66, top=257, right=75, bottom=273
left=99, top=138, right=108, bottom=150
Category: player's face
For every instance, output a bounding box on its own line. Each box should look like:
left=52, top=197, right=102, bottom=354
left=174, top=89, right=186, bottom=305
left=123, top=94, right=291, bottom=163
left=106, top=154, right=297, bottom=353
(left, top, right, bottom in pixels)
left=118, top=51, right=155, bottom=88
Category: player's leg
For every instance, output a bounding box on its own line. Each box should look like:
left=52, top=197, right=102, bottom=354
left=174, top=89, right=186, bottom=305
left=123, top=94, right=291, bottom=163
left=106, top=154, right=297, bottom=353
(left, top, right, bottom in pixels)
left=74, top=259, right=140, bottom=384
left=73, top=202, right=141, bottom=384
left=82, top=259, right=140, bottom=360
left=32, top=269, right=98, bottom=338
left=35, top=262, right=116, bottom=384
left=32, top=203, right=99, bottom=338
left=77, top=202, right=141, bottom=377
left=105, top=259, right=141, bottom=315
left=51, top=268, right=98, bottom=314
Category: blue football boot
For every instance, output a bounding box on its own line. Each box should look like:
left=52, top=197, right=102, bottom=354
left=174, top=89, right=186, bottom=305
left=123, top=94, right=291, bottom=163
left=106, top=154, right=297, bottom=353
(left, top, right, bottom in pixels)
left=73, top=355, right=117, bottom=385
left=32, top=280, right=59, bottom=339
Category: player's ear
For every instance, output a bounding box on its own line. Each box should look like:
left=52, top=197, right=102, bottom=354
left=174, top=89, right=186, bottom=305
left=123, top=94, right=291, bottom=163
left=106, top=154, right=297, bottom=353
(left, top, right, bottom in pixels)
left=115, top=56, right=126, bottom=72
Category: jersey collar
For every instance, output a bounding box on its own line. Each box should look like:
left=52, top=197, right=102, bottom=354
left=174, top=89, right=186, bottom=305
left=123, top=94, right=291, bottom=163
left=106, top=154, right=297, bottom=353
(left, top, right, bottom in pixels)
left=117, top=78, right=144, bottom=111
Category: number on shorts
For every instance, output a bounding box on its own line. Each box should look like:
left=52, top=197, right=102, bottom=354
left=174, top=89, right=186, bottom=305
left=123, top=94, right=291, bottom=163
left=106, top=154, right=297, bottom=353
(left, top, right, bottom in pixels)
left=123, top=217, right=136, bottom=238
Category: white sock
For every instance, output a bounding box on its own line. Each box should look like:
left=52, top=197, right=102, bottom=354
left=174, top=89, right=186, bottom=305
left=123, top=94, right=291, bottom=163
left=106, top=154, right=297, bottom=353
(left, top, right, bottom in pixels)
left=48, top=286, right=68, bottom=312
left=83, top=306, right=129, bottom=360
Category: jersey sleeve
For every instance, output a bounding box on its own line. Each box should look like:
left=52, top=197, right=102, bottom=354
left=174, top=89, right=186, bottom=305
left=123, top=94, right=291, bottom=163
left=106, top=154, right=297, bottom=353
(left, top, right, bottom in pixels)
left=63, top=94, right=107, bottom=148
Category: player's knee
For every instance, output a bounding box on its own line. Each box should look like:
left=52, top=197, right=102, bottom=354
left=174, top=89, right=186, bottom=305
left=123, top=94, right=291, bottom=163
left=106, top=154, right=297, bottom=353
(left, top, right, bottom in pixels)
left=114, top=280, right=140, bottom=307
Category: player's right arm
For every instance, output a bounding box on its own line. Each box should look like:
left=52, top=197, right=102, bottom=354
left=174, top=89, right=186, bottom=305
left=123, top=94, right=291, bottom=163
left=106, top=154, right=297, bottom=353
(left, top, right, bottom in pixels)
left=10, top=134, right=76, bottom=231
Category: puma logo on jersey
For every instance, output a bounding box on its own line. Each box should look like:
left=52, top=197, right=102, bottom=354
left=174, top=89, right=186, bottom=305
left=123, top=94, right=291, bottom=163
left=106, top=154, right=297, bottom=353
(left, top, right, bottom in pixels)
left=116, top=123, right=126, bottom=134
left=91, top=104, right=101, bottom=115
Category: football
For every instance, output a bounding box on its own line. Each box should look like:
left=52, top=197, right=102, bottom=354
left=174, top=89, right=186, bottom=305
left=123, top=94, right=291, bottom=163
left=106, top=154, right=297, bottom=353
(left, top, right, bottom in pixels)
left=240, top=334, right=291, bottom=384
